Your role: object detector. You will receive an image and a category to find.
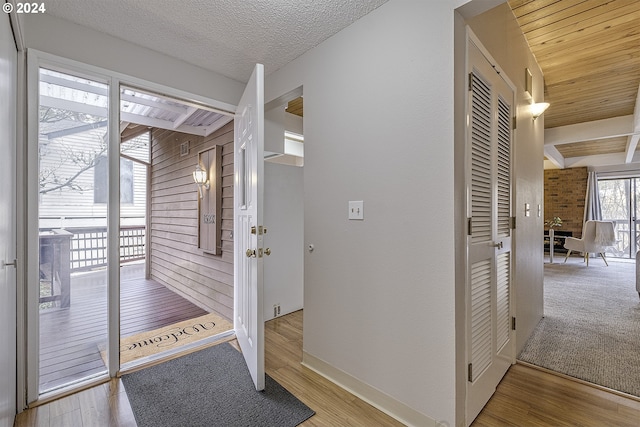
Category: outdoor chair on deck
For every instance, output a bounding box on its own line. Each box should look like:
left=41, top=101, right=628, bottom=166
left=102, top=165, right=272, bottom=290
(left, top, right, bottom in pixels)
left=563, top=220, right=615, bottom=266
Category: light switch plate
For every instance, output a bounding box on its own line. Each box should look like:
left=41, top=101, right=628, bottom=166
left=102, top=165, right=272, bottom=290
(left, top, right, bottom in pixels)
left=348, top=201, right=364, bottom=220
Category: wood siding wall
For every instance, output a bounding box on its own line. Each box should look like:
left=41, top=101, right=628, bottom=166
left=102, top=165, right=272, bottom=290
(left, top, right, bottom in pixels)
left=150, top=122, right=234, bottom=321
left=544, top=167, right=588, bottom=238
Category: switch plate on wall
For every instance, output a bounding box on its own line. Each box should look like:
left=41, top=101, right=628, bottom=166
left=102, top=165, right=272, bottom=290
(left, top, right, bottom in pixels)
left=348, top=201, right=364, bottom=220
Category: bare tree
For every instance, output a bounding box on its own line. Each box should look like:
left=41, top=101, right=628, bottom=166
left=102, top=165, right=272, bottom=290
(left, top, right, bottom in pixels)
left=39, top=107, right=145, bottom=195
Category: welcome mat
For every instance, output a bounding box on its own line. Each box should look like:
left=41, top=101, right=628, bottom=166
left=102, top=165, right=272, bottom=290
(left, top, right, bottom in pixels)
left=120, top=312, right=233, bottom=364
left=122, top=342, right=315, bottom=427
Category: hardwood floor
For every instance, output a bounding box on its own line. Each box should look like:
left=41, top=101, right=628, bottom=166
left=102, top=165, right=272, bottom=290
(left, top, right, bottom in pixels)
left=472, top=364, right=640, bottom=427
left=263, top=311, right=404, bottom=427
left=17, top=310, right=402, bottom=427
left=16, top=309, right=640, bottom=426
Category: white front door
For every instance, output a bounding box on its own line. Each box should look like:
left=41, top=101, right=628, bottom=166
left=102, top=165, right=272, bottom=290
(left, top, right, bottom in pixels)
left=465, top=39, right=515, bottom=424
left=234, top=64, right=266, bottom=391
left=0, top=11, right=17, bottom=427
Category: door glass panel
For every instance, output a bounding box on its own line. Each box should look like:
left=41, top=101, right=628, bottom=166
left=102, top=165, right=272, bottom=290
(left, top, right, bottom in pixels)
left=599, top=178, right=631, bottom=258
left=633, top=178, right=640, bottom=258
left=240, top=145, right=247, bottom=208
left=38, top=68, right=109, bottom=392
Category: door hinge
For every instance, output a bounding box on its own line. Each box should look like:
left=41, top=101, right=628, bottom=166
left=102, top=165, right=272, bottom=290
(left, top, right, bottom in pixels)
left=468, top=73, right=473, bottom=91
left=512, top=316, right=516, bottom=330
left=512, top=116, right=517, bottom=130
left=468, top=363, right=473, bottom=382
left=467, top=217, right=472, bottom=236
left=510, top=216, right=516, bottom=229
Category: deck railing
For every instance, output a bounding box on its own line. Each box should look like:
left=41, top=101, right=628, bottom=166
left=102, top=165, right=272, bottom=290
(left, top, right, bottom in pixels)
left=40, top=225, right=146, bottom=272
left=39, top=225, right=145, bottom=308
left=604, top=219, right=640, bottom=258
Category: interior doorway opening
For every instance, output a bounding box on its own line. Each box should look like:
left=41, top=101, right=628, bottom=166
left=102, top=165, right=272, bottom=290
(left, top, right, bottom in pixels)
left=263, top=91, right=304, bottom=323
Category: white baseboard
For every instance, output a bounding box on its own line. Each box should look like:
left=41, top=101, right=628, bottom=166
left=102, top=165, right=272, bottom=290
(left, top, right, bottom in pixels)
left=302, top=351, right=441, bottom=427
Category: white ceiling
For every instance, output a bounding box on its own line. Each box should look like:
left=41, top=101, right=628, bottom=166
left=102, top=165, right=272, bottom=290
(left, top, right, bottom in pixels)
left=43, top=0, right=389, bottom=83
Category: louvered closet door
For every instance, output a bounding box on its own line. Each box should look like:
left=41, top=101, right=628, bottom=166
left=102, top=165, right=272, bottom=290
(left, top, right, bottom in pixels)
left=466, top=39, right=514, bottom=426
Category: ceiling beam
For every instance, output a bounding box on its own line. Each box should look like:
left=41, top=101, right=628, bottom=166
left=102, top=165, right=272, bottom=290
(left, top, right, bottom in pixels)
left=564, top=152, right=629, bottom=169
left=40, top=73, right=108, bottom=96
left=544, top=115, right=634, bottom=146
left=119, top=111, right=207, bottom=136
left=625, top=134, right=640, bottom=163
left=544, top=145, right=565, bottom=169
left=173, top=107, right=198, bottom=129
left=121, top=92, right=188, bottom=115
left=41, top=95, right=106, bottom=118
left=625, top=84, right=640, bottom=163
left=45, top=120, right=107, bottom=140
left=122, top=86, right=234, bottom=117
left=41, top=73, right=197, bottom=116
left=40, top=96, right=207, bottom=136
left=204, top=115, right=234, bottom=137
left=120, top=121, right=130, bottom=134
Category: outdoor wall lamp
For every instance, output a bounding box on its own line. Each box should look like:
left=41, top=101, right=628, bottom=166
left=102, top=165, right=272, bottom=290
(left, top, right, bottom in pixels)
left=531, top=102, right=550, bottom=121
left=193, top=164, right=209, bottom=198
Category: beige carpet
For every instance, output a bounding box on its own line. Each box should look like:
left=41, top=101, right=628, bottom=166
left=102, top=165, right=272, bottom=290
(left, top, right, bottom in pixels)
left=120, top=312, right=233, bottom=364
left=519, top=258, right=640, bottom=397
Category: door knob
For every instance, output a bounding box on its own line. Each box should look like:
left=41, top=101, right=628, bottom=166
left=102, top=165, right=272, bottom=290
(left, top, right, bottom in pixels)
left=491, top=242, right=503, bottom=249
left=264, top=248, right=271, bottom=256
left=2, top=259, right=16, bottom=268
left=245, top=249, right=256, bottom=258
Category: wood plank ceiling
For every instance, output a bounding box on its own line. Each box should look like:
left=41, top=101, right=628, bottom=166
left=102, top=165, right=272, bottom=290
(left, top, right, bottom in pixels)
left=286, top=97, right=304, bottom=117
left=508, top=0, right=640, bottom=161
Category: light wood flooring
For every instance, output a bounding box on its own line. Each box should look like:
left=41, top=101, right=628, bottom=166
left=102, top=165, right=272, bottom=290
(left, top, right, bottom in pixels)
left=15, top=309, right=640, bottom=426
left=472, top=363, right=640, bottom=427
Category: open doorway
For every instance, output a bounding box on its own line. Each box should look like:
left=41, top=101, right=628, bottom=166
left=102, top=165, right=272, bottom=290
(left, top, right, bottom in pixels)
left=263, top=93, right=304, bottom=323
left=34, top=69, right=236, bottom=393
left=117, top=85, right=236, bottom=367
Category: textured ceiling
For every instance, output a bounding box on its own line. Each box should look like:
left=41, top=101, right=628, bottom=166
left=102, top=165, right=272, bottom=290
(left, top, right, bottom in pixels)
left=43, top=0, right=388, bottom=83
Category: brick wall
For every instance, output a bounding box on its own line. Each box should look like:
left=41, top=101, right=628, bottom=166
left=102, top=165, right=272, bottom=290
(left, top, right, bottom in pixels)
left=544, top=167, right=588, bottom=238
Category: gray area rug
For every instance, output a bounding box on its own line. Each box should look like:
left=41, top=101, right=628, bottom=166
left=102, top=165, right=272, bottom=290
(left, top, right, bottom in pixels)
left=519, top=258, right=640, bottom=396
left=122, top=342, right=315, bottom=427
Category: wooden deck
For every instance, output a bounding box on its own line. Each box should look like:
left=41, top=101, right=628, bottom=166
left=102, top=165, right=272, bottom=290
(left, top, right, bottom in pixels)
left=39, top=263, right=210, bottom=392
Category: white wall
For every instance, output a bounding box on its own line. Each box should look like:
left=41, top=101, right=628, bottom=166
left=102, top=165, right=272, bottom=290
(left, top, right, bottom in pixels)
left=263, top=162, right=304, bottom=321
left=466, top=3, right=545, bottom=355
left=21, top=13, right=245, bottom=107
left=266, top=1, right=457, bottom=424
left=265, top=106, right=303, bottom=156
